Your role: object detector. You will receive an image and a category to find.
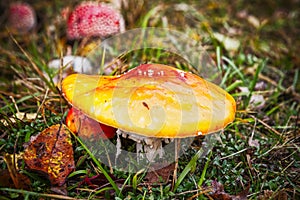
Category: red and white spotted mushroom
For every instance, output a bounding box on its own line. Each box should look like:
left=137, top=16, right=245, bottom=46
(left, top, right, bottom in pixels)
left=66, top=1, right=125, bottom=40
left=8, top=2, right=36, bottom=34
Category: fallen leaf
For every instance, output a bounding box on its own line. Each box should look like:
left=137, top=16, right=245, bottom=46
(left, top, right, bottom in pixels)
left=249, top=94, right=265, bottom=110
left=258, top=190, right=273, bottom=200
left=209, top=180, right=231, bottom=200
left=0, top=169, right=14, bottom=188
left=258, top=189, right=289, bottom=200
left=204, top=180, right=249, bottom=200
left=144, top=163, right=175, bottom=184
left=1, top=112, right=41, bottom=126
left=65, top=107, right=116, bottom=140
left=26, top=113, right=38, bottom=120
left=23, top=124, right=75, bottom=186
left=77, top=173, right=124, bottom=197
left=51, top=185, right=68, bottom=196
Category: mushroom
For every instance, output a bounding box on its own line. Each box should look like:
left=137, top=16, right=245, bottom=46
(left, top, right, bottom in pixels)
left=8, top=2, right=36, bottom=34
left=65, top=107, right=116, bottom=140
left=48, top=56, right=93, bottom=74
left=47, top=55, right=94, bottom=84
left=61, top=64, right=236, bottom=163
left=66, top=1, right=125, bottom=40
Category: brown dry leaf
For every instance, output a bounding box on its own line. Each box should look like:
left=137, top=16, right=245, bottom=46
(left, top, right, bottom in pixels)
left=209, top=180, right=232, bottom=200
left=1, top=153, right=31, bottom=189
left=258, top=189, right=288, bottom=200
left=23, top=124, right=75, bottom=186
left=144, top=163, right=175, bottom=185
left=206, top=180, right=249, bottom=200
left=0, top=169, right=14, bottom=188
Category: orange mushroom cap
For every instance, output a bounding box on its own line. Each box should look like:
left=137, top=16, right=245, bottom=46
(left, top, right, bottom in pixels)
left=61, top=64, right=236, bottom=138
left=65, top=107, right=116, bottom=139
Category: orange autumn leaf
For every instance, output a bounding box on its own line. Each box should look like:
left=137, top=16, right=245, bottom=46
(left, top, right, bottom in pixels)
left=23, top=124, right=75, bottom=186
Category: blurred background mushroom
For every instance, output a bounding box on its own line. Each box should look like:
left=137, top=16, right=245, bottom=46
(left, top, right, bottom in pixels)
left=45, top=1, right=126, bottom=85
left=66, top=1, right=125, bottom=40
left=8, top=2, right=36, bottom=34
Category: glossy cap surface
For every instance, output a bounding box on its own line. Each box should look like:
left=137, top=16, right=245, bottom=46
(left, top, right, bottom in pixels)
left=62, top=64, right=236, bottom=138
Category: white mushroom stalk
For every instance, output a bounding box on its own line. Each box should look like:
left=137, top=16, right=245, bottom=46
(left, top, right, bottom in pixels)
left=47, top=56, right=93, bottom=84
left=116, top=129, right=173, bottom=162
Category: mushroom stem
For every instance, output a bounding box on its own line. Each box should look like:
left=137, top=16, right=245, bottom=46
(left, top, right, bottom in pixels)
left=116, top=129, right=166, bottom=163
left=115, top=130, right=122, bottom=164
left=172, top=139, right=180, bottom=188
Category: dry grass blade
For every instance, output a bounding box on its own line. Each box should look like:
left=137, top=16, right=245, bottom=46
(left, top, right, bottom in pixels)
left=9, top=33, right=51, bottom=89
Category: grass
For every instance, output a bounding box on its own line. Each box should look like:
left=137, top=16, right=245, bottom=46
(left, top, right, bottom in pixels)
left=0, top=0, right=299, bottom=199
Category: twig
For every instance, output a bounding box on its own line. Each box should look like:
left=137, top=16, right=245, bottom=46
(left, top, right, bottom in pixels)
left=251, top=115, right=282, bottom=136
left=281, top=160, right=295, bottom=173
left=176, top=188, right=210, bottom=196
left=187, top=189, right=213, bottom=200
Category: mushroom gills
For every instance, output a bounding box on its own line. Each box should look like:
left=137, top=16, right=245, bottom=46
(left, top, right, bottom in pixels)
left=116, top=129, right=173, bottom=162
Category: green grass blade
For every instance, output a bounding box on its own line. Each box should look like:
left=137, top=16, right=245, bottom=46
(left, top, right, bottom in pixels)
left=226, top=80, right=243, bottom=92
left=133, top=169, right=145, bottom=193
left=141, top=6, right=161, bottom=28
left=245, top=59, right=267, bottom=107
left=68, top=169, right=88, bottom=178
left=173, top=148, right=205, bottom=192
left=222, top=56, right=245, bottom=82
left=198, top=151, right=212, bottom=187
left=74, top=135, right=122, bottom=197
left=173, top=134, right=217, bottom=192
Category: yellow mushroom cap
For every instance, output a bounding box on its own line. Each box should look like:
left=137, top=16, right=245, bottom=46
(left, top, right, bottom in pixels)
left=61, top=64, right=236, bottom=138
